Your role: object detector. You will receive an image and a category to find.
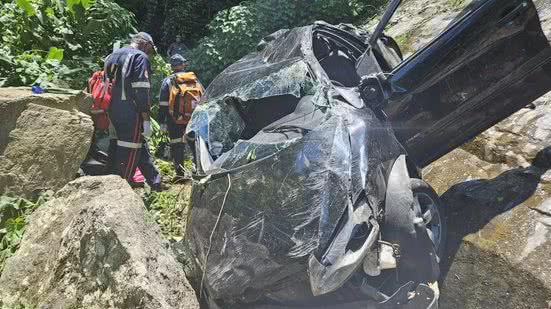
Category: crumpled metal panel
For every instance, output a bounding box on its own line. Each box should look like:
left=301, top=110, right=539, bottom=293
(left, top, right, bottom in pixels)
left=187, top=105, right=403, bottom=304
left=185, top=24, right=405, bottom=306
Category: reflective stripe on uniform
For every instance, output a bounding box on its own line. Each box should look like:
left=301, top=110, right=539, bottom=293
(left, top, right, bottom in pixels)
left=117, top=140, right=142, bottom=149
left=90, top=109, right=105, bottom=114
left=132, top=82, right=150, bottom=88
left=121, top=55, right=132, bottom=101
left=171, top=137, right=185, bottom=144
left=159, top=101, right=169, bottom=106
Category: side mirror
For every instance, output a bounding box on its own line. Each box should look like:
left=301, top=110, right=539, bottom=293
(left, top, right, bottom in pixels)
left=359, top=73, right=391, bottom=119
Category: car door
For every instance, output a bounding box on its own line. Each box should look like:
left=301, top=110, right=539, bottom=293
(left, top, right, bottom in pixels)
left=383, top=0, right=551, bottom=167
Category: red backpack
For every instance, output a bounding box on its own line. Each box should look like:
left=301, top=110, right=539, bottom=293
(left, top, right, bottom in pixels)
left=87, top=70, right=113, bottom=129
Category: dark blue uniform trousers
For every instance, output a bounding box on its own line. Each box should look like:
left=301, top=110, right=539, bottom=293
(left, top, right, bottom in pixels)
left=167, top=120, right=187, bottom=176
left=109, top=102, right=160, bottom=186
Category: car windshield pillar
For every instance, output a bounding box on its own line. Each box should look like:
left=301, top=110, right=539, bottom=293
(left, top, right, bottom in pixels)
left=369, top=0, right=402, bottom=47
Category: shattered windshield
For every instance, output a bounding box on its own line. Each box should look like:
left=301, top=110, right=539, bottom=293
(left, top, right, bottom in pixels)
left=187, top=26, right=331, bottom=160
left=205, top=27, right=311, bottom=101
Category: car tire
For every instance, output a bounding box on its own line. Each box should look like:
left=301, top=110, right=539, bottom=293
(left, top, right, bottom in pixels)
left=411, top=178, right=447, bottom=262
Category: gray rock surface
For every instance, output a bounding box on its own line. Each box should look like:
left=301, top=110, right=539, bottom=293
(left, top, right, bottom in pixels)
left=0, top=175, right=199, bottom=309
left=424, top=149, right=551, bottom=309
left=464, top=92, right=551, bottom=167
left=0, top=87, right=94, bottom=199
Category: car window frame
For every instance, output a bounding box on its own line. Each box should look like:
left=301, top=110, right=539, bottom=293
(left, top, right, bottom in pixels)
left=389, top=0, right=490, bottom=73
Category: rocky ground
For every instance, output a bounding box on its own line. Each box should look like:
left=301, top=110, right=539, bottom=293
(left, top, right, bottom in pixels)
left=424, top=148, right=551, bottom=309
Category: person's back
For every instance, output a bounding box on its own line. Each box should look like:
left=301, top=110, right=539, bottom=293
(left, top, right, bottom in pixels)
left=158, top=54, right=203, bottom=181
left=167, top=35, right=189, bottom=57
left=105, top=47, right=151, bottom=113
left=104, top=33, right=162, bottom=191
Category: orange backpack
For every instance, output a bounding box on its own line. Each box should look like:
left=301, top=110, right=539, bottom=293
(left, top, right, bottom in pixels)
left=168, top=72, right=204, bottom=125
left=87, top=70, right=113, bottom=129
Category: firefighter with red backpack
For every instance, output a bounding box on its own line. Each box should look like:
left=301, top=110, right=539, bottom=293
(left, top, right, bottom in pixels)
left=158, top=54, right=204, bottom=181
left=95, top=32, right=162, bottom=191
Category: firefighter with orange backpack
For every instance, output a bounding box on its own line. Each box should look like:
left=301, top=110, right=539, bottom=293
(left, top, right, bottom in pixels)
left=158, top=54, right=204, bottom=181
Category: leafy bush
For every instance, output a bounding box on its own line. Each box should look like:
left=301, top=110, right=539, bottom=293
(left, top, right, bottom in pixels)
left=187, top=3, right=260, bottom=83
left=150, top=54, right=171, bottom=107
left=123, top=0, right=242, bottom=49
left=143, top=185, right=191, bottom=241
left=0, top=193, right=52, bottom=274
left=0, top=0, right=136, bottom=88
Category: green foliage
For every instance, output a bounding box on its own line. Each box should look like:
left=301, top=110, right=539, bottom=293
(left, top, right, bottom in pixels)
left=66, top=0, right=93, bottom=13
left=187, top=2, right=260, bottom=83
left=1, top=0, right=386, bottom=88
left=161, top=1, right=204, bottom=47
left=150, top=54, right=171, bottom=108
left=144, top=115, right=192, bottom=242
left=16, top=0, right=35, bottom=16
left=0, top=193, right=52, bottom=274
left=147, top=117, right=169, bottom=151
left=156, top=159, right=176, bottom=181
left=130, top=0, right=242, bottom=49
left=47, top=47, right=64, bottom=61
left=144, top=186, right=190, bottom=241
left=0, top=0, right=136, bottom=88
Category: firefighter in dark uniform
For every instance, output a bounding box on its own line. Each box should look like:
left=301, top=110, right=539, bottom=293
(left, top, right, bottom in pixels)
left=104, top=32, right=162, bottom=191
left=158, top=54, right=202, bottom=180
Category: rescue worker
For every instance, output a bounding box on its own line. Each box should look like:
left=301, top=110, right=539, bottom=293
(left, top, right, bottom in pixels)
left=167, top=35, right=189, bottom=57
left=104, top=32, right=162, bottom=191
left=158, top=54, right=202, bottom=181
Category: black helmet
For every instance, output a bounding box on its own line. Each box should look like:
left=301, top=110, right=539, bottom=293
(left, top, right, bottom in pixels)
left=169, top=54, right=187, bottom=67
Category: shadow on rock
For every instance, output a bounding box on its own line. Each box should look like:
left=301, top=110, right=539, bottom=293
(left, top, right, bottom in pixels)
left=439, top=146, right=551, bottom=308
left=440, top=242, right=550, bottom=309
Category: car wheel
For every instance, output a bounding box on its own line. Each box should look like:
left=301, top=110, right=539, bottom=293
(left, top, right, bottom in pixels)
left=411, top=178, right=447, bottom=261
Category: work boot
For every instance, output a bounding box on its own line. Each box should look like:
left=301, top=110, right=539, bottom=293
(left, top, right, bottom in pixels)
left=129, top=181, right=145, bottom=188
left=150, top=182, right=166, bottom=192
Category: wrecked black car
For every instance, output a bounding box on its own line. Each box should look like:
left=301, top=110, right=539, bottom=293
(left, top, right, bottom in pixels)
left=184, top=0, right=551, bottom=308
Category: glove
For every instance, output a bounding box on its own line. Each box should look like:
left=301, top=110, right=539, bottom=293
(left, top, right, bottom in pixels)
left=160, top=124, right=167, bottom=133
left=143, top=121, right=152, bottom=138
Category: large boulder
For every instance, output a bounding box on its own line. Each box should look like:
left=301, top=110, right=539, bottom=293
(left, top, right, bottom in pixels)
left=0, top=87, right=93, bottom=199
left=423, top=148, right=551, bottom=309
left=0, top=175, right=199, bottom=309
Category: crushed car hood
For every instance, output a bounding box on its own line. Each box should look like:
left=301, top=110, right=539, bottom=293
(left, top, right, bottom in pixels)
left=185, top=24, right=405, bottom=305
